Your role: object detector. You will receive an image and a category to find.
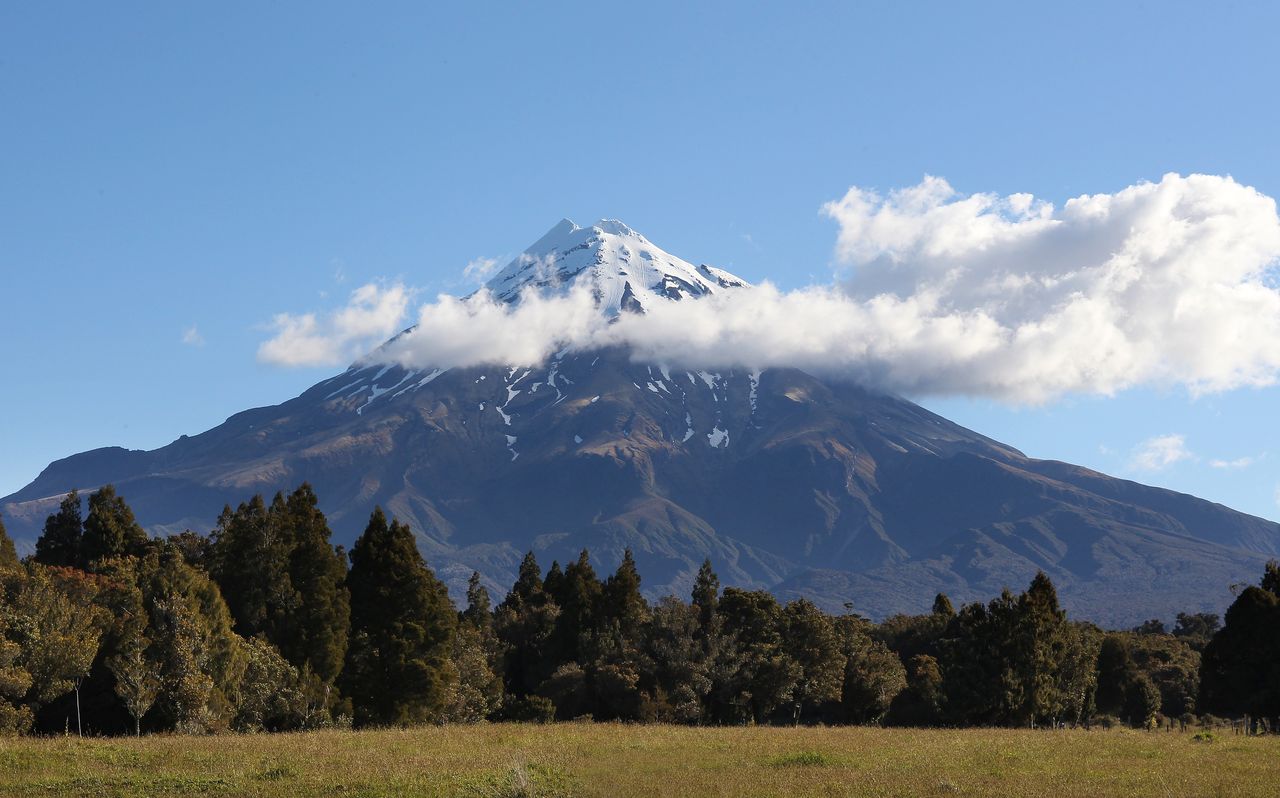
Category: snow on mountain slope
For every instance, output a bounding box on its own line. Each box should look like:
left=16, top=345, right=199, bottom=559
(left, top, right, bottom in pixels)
left=481, top=218, right=750, bottom=313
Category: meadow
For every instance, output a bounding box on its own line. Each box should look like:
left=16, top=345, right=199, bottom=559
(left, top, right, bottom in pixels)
left=0, top=723, right=1275, bottom=797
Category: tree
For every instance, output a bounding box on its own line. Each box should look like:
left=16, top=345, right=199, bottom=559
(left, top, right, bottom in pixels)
left=781, top=599, right=844, bottom=721
left=208, top=486, right=350, bottom=699
left=494, top=552, right=558, bottom=702
left=0, top=515, right=18, bottom=570
left=547, top=550, right=602, bottom=669
left=1094, top=634, right=1134, bottom=717
left=277, top=485, right=350, bottom=690
left=444, top=621, right=503, bottom=722
left=35, top=490, right=83, bottom=568
left=81, top=486, right=150, bottom=563
left=713, top=588, right=799, bottom=723
left=1013, top=572, right=1073, bottom=725
left=1125, top=673, right=1162, bottom=729
left=234, top=636, right=307, bottom=732
left=340, top=508, right=457, bottom=726
left=106, top=643, right=161, bottom=736
left=151, top=594, right=216, bottom=733
left=462, top=572, right=492, bottom=632
left=888, top=654, right=943, bottom=726
left=1, top=565, right=105, bottom=734
left=1199, top=562, right=1280, bottom=724
left=1172, top=612, right=1220, bottom=651
left=691, top=559, right=720, bottom=631
left=643, top=596, right=713, bottom=723
left=836, top=616, right=905, bottom=723
left=576, top=550, right=650, bottom=721
left=207, top=496, right=293, bottom=647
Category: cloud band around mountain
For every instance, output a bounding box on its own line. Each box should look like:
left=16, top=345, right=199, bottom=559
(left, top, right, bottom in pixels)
left=259, top=173, right=1280, bottom=404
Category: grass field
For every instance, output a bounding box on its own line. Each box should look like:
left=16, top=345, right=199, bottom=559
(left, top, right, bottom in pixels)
left=0, top=723, right=1275, bottom=797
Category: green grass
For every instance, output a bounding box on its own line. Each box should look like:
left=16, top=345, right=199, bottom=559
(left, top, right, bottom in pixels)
left=0, top=724, right=1275, bottom=797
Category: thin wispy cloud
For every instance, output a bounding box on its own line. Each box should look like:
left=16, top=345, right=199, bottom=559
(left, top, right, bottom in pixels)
left=1209, top=454, right=1264, bottom=470
left=1129, top=434, right=1194, bottom=472
left=260, top=173, right=1280, bottom=404
left=462, top=256, right=501, bottom=284
left=181, top=326, right=205, bottom=347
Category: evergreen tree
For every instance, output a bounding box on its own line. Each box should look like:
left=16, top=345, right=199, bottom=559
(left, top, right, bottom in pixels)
left=462, top=571, right=493, bottom=631
left=0, top=515, right=17, bottom=570
left=1014, top=572, right=1072, bottom=725
left=712, top=588, right=800, bottom=723
left=35, top=490, right=83, bottom=568
left=836, top=615, right=905, bottom=723
left=1199, top=562, right=1280, bottom=724
left=548, top=550, right=602, bottom=668
left=691, top=558, right=720, bottom=631
left=278, top=485, right=350, bottom=689
left=581, top=550, right=650, bottom=721
left=340, top=508, right=457, bottom=726
left=932, top=593, right=955, bottom=618
left=208, top=485, right=349, bottom=698
left=1094, top=634, right=1134, bottom=716
left=781, top=599, right=844, bottom=721
left=643, top=596, right=713, bottom=723
left=494, top=552, right=558, bottom=701
left=207, top=495, right=293, bottom=644
left=81, top=486, right=150, bottom=563
left=600, top=549, right=647, bottom=640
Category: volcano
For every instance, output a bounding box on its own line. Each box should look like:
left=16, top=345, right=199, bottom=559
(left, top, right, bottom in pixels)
left=4, top=219, right=1277, bottom=627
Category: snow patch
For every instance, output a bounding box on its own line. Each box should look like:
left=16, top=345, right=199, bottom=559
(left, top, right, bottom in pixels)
left=706, top=426, right=729, bottom=448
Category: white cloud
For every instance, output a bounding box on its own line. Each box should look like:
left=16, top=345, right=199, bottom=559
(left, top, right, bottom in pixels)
left=262, top=174, right=1280, bottom=404
left=1209, top=454, right=1264, bottom=469
left=1129, top=434, right=1194, bottom=472
left=462, top=256, right=501, bottom=284
left=181, top=326, right=204, bottom=347
left=257, top=282, right=411, bottom=367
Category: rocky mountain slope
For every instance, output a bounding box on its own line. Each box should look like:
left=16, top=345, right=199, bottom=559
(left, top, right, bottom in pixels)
left=4, top=220, right=1277, bottom=626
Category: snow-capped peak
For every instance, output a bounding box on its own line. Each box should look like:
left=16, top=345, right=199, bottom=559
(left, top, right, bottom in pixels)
left=482, top=218, right=750, bottom=314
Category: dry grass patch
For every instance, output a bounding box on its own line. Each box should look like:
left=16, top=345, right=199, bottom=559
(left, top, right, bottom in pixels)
left=0, top=724, right=1275, bottom=797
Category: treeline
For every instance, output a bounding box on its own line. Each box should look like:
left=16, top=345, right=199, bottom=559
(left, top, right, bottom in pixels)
left=0, top=483, right=1276, bottom=735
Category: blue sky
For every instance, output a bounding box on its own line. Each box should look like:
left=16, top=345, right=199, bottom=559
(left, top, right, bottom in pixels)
left=3, top=2, right=1280, bottom=520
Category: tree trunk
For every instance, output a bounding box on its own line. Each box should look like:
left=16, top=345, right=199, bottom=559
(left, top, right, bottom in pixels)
left=75, top=683, right=82, bottom=737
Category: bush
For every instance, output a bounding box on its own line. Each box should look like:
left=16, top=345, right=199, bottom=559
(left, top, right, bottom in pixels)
left=499, top=695, right=556, bottom=723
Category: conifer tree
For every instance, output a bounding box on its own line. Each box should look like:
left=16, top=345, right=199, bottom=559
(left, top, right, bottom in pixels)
left=81, top=486, right=150, bottom=563
left=209, top=486, right=349, bottom=696
left=600, top=549, right=647, bottom=640
left=494, top=552, right=558, bottom=700
left=549, top=550, right=602, bottom=667
left=462, top=571, right=492, bottom=632
left=691, top=558, right=719, bottom=631
left=35, top=490, right=83, bottom=568
left=1199, top=561, right=1280, bottom=723
left=278, top=485, right=350, bottom=688
left=341, top=508, right=457, bottom=726
left=207, top=495, right=292, bottom=642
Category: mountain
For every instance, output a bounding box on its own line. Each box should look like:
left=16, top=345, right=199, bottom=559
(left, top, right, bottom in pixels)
left=4, top=219, right=1278, bottom=627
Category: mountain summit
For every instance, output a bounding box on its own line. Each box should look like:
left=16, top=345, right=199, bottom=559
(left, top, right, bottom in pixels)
left=4, top=220, right=1278, bottom=626
left=480, top=218, right=749, bottom=313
